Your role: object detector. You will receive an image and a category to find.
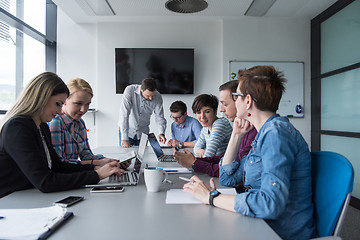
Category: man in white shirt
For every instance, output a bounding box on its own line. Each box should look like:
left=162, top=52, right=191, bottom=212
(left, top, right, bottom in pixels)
left=118, top=78, right=167, bottom=148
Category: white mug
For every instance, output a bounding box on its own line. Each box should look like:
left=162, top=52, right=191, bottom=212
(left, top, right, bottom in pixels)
left=144, top=167, right=168, bottom=192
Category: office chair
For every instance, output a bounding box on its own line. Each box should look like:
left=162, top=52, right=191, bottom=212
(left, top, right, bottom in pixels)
left=311, top=151, right=354, bottom=238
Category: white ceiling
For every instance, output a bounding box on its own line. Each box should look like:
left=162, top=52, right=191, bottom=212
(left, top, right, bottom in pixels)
left=53, top=0, right=337, bottom=23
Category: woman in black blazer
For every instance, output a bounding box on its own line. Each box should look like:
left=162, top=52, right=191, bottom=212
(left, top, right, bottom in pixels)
left=0, top=72, right=123, bottom=198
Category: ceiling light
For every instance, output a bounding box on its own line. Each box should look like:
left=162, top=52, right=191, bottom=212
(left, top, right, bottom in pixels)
left=245, top=0, right=276, bottom=16
left=165, top=0, right=208, bottom=14
left=79, top=0, right=115, bottom=16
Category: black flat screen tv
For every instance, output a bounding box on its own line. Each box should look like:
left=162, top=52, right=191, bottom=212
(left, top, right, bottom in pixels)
left=115, top=48, right=194, bottom=94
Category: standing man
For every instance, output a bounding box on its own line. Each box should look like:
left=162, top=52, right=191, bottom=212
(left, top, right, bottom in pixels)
left=174, top=79, right=257, bottom=177
left=118, top=78, right=167, bottom=148
left=167, top=101, right=202, bottom=148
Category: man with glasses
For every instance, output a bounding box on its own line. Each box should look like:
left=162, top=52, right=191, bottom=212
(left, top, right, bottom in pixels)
left=167, top=101, right=202, bottom=148
left=118, top=78, right=167, bottom=148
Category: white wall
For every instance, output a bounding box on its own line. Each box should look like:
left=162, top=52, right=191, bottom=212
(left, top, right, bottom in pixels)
left=57, top=9, right=311, bottom=148
left=222, top=17, right=311, bottom=144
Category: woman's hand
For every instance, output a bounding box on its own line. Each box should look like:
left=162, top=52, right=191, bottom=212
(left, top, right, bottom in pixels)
left=196, top=149, right=206, bottom=158
left=174, top=149, right=196, bottom=168
left=120, top=160, right=131, bottom=170
left=183, top=175, right=216, bottom=204
left=95, top=161, right=124, bottom=180
left=95, top=158, right=119, bottom=166
left=233, top=117, right=254, bottom=136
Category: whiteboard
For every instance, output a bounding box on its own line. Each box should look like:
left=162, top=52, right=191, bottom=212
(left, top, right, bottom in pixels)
left=229, top=61, right=304, bottom=117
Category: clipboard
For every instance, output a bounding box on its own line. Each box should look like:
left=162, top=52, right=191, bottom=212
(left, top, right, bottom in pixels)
left=38, top=212, right=74, bottom=240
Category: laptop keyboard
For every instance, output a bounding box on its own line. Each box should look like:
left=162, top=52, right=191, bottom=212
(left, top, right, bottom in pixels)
left=160, top=155, right=176, bottom=162
left=109, top=172, right=137, bottom=183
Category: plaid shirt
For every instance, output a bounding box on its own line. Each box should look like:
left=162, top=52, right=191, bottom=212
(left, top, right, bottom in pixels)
left=48, top=113, right=104, bottom=164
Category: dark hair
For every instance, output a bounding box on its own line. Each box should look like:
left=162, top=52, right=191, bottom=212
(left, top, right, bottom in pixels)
left=170, top=101, right=187, bottom=114
left=192, top=94, right=218, bottom=113
left=219, top=80, right=238, bottom=94
left=141, top=78, right=157, bottom=91
left=239, top=65, right=286, bottom=112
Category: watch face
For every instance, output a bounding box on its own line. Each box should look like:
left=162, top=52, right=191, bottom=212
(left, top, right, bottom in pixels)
left=210, top=190, right=220, bottom=196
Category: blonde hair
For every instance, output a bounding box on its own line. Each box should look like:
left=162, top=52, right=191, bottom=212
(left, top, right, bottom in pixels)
left=67, top=78, right=93, bottom=97
left=0, top=72, right=69, bottom=132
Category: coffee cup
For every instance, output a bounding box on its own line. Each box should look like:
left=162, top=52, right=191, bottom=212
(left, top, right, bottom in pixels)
left=144, top=167, right=168, bottom=192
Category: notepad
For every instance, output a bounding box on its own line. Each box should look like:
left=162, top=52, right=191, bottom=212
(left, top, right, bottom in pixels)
left=166, top=188, right=237, bottom=204
left=0, top=205, right=72, bottom=240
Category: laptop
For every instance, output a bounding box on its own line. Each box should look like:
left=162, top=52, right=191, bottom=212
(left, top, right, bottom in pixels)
left=85, top=133, right=148, bottom=187
left=147, top=134, right=176, bottom=162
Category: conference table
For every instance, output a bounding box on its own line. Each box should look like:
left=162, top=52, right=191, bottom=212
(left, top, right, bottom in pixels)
left=0, top=146, right=281, bottom=240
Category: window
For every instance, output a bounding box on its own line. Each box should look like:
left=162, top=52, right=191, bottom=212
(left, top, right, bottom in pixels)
left=0, top=0, right=56, bottom=114
left=311, top=0, right=360, bottom=206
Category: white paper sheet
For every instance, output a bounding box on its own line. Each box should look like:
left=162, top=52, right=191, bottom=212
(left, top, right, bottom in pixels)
left=0, top=205, right=66, bottom=239
left=166, top=188, right=237, bottom=204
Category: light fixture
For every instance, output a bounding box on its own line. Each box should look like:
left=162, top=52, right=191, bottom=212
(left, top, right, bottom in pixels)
left=165, top=0, right=208, bottom=14
left=245, top=0, right=276, bottom=16
left=77, top=0, right=115, bottom=16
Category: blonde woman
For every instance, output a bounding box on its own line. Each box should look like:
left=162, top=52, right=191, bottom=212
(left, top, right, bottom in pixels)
left=0, top=72, right=123, bottom=198
left=49, top=78, right=128, bottom=168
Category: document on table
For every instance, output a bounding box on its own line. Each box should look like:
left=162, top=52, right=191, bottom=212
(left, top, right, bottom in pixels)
left=166, top=188, right=237, bottom=204
left=0, top=205, right=72, bottom=240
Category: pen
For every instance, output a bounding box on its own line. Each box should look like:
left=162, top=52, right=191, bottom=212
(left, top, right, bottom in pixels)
left=179, top=177, right=194, bottom=183
left=0, top=216, right=5, bottom=219
left=165, top=170, right=178, bottom=172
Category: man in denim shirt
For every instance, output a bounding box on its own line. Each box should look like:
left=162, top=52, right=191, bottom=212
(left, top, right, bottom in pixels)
left=183, top=66, right=315, bottom=240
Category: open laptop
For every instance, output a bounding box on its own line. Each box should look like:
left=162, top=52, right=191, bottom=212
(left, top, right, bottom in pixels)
left=147, top=134, right=176, bottom=162
left=85, top=133, right=148, bottom=187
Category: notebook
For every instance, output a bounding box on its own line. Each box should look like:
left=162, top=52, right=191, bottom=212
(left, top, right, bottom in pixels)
left=147, top=134, right=176, bottom=162
left=85, top=133, right=148, bottom=187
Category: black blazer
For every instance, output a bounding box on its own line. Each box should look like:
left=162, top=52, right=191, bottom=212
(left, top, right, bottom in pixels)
left=0, top=116, right=99, bottom=198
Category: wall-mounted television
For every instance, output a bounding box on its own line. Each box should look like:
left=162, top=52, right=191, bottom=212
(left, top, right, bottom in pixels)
left=115, top=48, right=194, bottom=94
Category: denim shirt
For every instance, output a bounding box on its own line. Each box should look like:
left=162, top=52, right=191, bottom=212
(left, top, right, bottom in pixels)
left=219, top=114, right=315, bottom=240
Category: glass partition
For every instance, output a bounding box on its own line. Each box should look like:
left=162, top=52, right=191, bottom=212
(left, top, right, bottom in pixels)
left=321, top=0, right=360, bottom=74
left=321, top=135, right=360, bottom=199
left=321, top=68, right=360, bottom=132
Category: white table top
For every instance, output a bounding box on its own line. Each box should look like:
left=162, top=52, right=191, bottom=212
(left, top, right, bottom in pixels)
left=0, top=146, right=281, bottom=240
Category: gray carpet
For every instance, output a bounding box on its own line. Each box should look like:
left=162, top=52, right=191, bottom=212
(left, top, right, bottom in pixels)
left=339, top=206, right=360, bottom=240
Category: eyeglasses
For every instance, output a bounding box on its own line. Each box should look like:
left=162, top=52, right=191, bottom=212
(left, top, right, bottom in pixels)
left=232, top=92, right=258, bottom=102
left=232, top=92, right=245, bottom=101
left=170, top=114, right=184, bottom=120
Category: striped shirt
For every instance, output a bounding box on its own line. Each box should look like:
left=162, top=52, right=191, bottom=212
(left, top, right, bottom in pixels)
left=48, top=113, right=104, bottom=164
left=194, top=117, right=232, bottom=157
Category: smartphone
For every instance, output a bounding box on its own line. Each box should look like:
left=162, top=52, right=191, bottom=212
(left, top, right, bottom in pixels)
left=54, top=196, right=84, bottom=207
left=175, top=146, right=184, bottom=152
left=91, top=186, right=124, bottom=193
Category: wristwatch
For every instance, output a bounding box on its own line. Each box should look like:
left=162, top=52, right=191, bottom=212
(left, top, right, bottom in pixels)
left=178, top=142, right=184, bottom=149
left=209, top=190, right=221, bottom=207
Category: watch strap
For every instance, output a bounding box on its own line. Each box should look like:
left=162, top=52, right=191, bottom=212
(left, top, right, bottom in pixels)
left=209, top=190, right=221, bottom=207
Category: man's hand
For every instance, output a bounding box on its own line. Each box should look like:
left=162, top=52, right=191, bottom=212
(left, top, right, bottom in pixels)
left=174, top=149, right=196, bottom=168
left=121, top=140, right=131, bottom=148
left=158, top=134, right=166, bottom=144
left=167, top=139, right=179, bottom=147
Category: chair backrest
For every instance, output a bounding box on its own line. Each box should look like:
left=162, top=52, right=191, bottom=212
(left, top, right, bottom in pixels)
left=311, top=151, right=354, bottom=237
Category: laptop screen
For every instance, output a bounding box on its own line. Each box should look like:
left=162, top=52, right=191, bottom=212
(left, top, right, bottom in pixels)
left=147, top=135, right=164, bottom=158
